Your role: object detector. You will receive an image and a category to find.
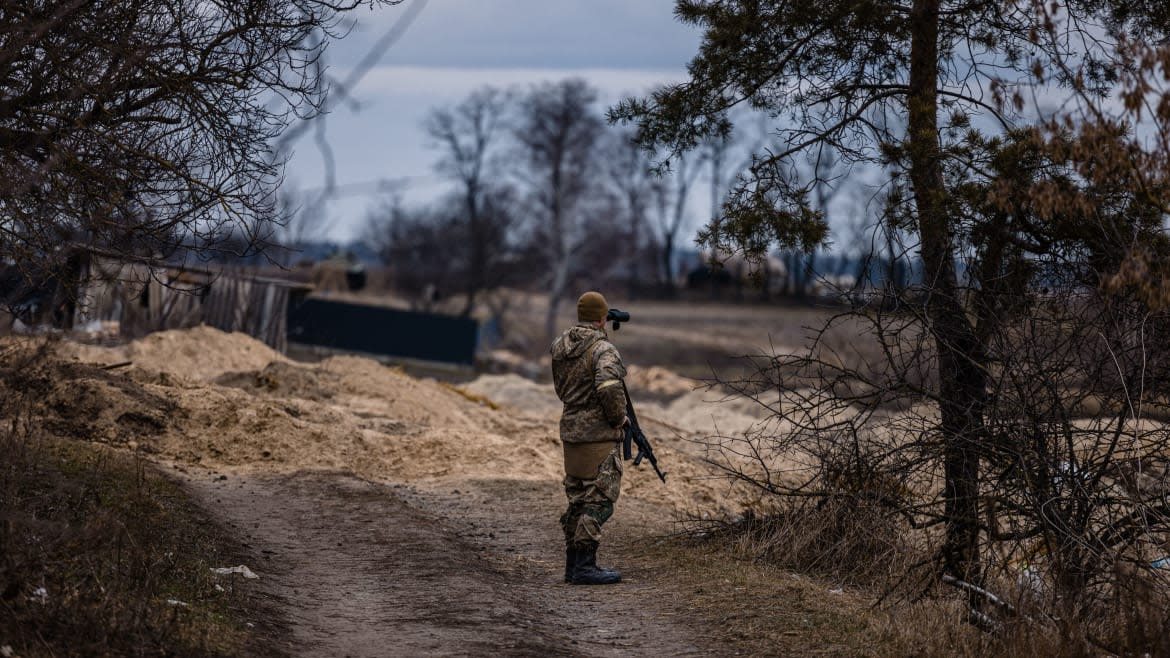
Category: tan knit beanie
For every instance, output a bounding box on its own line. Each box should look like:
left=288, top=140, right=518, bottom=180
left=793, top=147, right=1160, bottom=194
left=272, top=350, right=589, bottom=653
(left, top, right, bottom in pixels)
left=576, top=291, right=609, bottom=322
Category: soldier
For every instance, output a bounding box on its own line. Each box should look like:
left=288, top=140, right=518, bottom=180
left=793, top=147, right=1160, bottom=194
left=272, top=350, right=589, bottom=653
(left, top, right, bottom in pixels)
left=550, top=291, right=628, bottom=585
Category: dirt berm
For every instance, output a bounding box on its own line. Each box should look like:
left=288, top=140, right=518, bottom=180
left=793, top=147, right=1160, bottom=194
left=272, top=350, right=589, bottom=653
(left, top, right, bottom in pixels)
left=59, top=326, right=752, bottom=517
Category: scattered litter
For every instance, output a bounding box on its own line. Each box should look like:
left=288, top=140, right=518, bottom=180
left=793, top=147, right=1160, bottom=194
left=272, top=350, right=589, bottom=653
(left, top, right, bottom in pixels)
left=1153, top=557, right=1170, bottom=570
left=166, top=600, right=189, bottom=607
left=210, top=565, right=259, bottom=579
left=31, top=587, right=47, bottom=602
left=828, top=587, right=844, bottom=595
left=246, top=622, right=255, bottom=628
left=2, top=645, right=14, bottom=657
left=215, top=584, right=226, bottom=592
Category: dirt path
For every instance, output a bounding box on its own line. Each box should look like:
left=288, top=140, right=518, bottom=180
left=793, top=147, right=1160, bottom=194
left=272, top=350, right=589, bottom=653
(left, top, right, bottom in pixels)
left=183, top=470, right=709, bottom=657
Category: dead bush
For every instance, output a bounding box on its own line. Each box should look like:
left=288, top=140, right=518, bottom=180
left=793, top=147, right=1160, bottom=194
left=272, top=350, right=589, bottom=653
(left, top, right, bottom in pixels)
left=696, top=288, right=1170, bottom=654
left=691, top=459, right=920, bottom=588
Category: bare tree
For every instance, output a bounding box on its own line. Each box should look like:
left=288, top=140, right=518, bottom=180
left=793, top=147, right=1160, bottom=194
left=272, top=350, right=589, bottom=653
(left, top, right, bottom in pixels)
left=513, top=79, right=607, bottom=341
left=778, top=147, right=845, bottom=299
left=0, top=0, right=400, bottom=291
left=367, top=188, right=523, bottom=312
left=603, top=129, right=657, bottom=292
left=270, top=183, right=338, bottom=265
left=701, top=119, right=784, bottom=298
left=426, top=86, right=512, bottom=316
left=650, top=151, right=706, bottom=288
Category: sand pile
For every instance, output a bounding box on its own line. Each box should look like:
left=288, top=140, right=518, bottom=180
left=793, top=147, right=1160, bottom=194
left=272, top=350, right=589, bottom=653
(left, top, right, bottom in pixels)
left=51, top=327, right=748, bottom=514
left=463, top=365, right=701, bottom=418
left=63, top=325, right=286, bottom=381
left=216, top=360, right=342, bottom=402
left=50, top=351, right=560, bottom=482
left=624, top=365, right=700, bottom=399
left=657, top=388, right=777, bottom=438
left=461, top=374, right=562, bottom=418
left=477, top=349, right=545, bottom=379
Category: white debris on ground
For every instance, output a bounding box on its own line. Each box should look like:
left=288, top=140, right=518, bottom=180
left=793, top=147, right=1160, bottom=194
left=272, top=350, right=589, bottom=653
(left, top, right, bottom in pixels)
left=211, top=565, right=260, bottom=579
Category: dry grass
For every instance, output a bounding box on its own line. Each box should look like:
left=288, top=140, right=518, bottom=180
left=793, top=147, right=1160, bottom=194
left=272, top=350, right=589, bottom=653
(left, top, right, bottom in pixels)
left=648, top=537, right=881, bottom=656
left=694, top=500, right=920, bottom=589
left=678, top=497, right=1170, bottom=657
left=0, top=345, right=278, bottom=657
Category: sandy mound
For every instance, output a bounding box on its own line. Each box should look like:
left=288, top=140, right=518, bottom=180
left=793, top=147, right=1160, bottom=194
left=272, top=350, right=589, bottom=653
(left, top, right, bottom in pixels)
left=625, top=365, right=700, bottom=399
left=35, top=361, right=176, bottom=446
left=477, top=349, right=545, bottom=379
left=216, top=360, right=342, bottom=402
left=464, top=365, right=702, bottom=419
left=63, top=325, right=286, bottom=381
left=650, top=388, right=774, bottom=439
left=462, top=374, right=562, bottom=418
left=51, top=327, right=750, bottom=514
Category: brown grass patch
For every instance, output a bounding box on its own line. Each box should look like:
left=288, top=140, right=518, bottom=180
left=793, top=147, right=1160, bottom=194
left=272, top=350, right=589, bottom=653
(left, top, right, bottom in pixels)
left=0, top=345, right=279, bottom=657
left=646, top=536, right=882, bottom=656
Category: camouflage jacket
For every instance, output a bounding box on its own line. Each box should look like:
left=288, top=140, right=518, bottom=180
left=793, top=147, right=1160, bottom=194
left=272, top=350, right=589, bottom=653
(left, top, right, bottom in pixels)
left=550, top=323, right=627, bottom=444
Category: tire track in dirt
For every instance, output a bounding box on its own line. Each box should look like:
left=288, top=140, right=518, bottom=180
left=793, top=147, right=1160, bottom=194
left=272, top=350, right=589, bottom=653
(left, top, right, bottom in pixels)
left=183, top=471, right=708, bottom=657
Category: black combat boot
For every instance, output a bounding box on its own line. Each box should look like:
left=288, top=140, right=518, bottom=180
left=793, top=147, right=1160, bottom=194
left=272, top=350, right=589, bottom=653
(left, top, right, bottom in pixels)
left=564, top=545, right=576, bottom=583
left=568, top=542, right=621, bottom=585
left=582, top=544, right=621, bottom=580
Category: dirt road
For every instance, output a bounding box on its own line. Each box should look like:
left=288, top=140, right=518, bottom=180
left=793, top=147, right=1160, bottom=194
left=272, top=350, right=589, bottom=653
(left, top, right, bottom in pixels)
left=185, top=470, right=710, bottom=657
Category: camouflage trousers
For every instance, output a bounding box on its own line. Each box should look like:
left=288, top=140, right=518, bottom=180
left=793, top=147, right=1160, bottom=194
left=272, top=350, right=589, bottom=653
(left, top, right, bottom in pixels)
left=560, top=442, right=623, bottom=548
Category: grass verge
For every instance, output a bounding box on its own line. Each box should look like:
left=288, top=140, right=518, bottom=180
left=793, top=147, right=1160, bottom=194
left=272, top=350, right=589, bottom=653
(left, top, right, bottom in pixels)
left=1, top=345, right=281, bottom=657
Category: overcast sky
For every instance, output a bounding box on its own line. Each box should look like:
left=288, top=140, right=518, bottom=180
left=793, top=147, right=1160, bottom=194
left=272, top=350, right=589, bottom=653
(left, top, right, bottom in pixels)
left=281, top=0, right=703, bottom=243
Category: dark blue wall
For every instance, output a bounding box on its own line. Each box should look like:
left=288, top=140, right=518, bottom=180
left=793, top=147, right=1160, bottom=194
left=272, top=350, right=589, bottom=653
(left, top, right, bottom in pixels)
left=287, top=298, right=478, bottom=366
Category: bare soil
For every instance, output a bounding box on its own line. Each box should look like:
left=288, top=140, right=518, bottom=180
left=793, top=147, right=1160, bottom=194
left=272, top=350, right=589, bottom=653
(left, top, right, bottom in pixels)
left=182, top=470, right=712, bottom=657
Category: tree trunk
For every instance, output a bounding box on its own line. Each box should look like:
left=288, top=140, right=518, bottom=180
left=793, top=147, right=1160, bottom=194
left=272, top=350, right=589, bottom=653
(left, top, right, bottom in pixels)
left=662, top=233, right=675, bottom=289
left=545, top=249, right=571, bottom=345
left=460, top=184, right=482, bottom=318
left=907, top=0, right=985, bottom=585
left=804, top=251, right=817, bottom=300
left=545, top=176, right=571, bottom=343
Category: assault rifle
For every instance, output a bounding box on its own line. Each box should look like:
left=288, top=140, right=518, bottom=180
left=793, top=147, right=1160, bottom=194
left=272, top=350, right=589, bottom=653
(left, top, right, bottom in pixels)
left=606, top=307, right=666, bottom=483
left=621, top=383, right=666, bottom=483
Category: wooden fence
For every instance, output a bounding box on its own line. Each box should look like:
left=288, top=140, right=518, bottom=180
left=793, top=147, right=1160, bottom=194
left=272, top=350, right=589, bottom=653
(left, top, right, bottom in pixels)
left=75, top=254, right=308, bottom=352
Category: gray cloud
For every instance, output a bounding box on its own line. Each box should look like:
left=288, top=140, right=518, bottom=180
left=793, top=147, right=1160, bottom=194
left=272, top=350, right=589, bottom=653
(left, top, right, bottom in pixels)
left=285, top=1, right=703, bottom=242
left=331, top=0, right=701, bottom=70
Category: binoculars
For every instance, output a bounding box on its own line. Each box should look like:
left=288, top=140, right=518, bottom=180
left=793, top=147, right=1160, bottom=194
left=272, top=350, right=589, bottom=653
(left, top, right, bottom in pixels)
left=606, top=308, right=630, bottom=331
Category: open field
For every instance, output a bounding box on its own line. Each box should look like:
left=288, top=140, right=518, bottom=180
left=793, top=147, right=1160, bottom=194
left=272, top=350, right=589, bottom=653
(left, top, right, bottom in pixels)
left=422, top=288, right=854, bottom=380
